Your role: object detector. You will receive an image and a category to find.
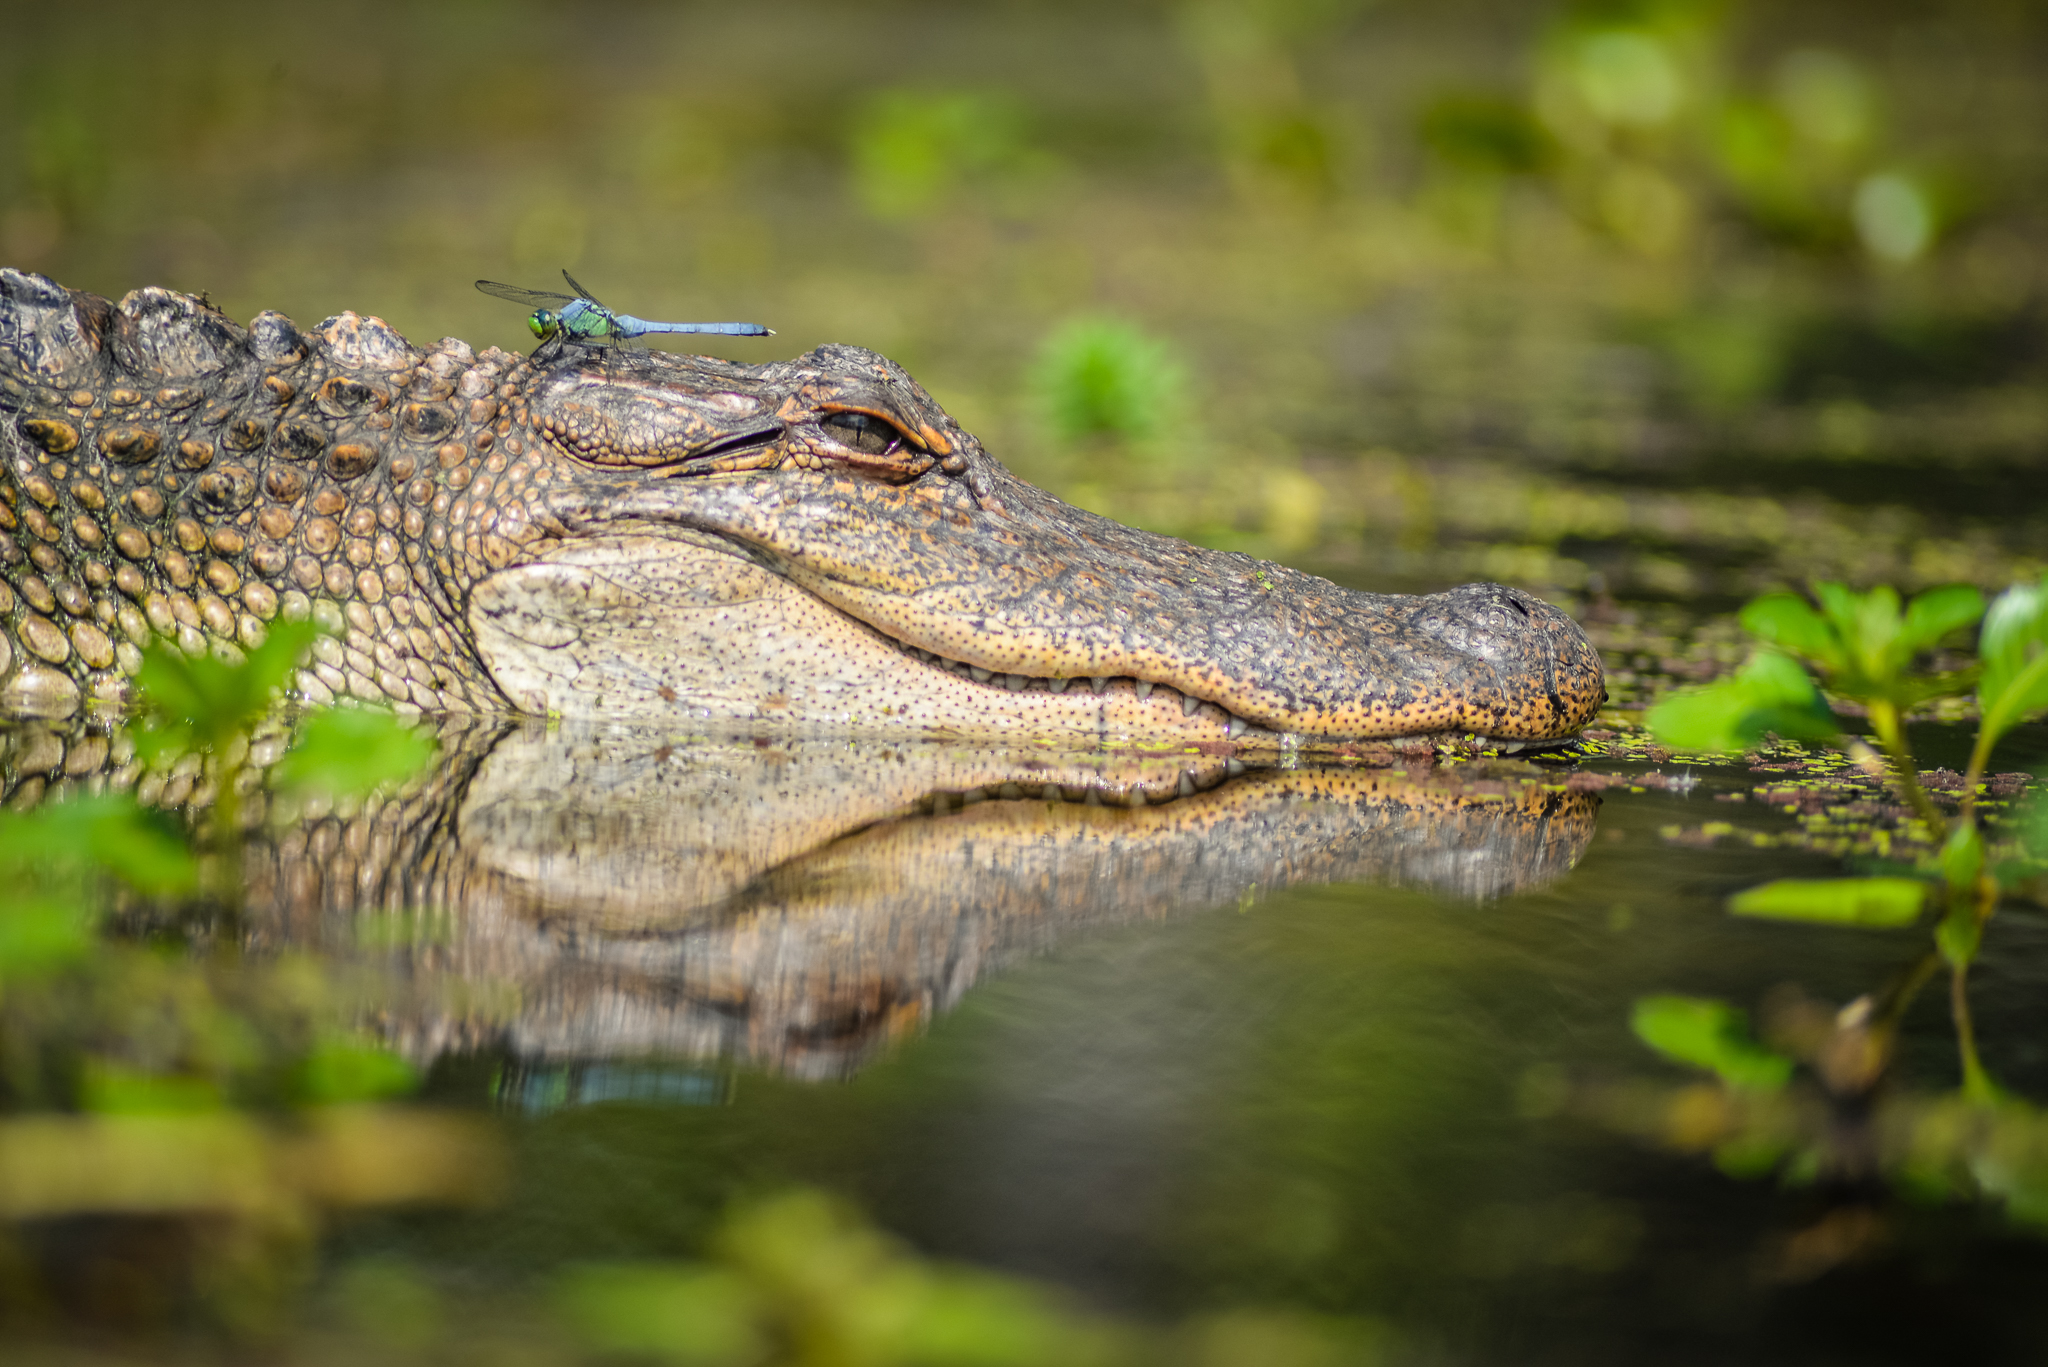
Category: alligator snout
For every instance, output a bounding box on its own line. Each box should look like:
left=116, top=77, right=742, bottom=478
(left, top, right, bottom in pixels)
left=1396, top=584, right=1573, bottom=660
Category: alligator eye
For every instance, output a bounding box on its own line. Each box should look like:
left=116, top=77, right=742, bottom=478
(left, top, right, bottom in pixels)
left=820, top=411, right=902, bottom=456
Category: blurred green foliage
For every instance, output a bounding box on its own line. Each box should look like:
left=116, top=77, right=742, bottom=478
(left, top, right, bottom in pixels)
left=1727, top=876, right=1928, bottom=928
left=847, top=90, right=1050, bottom=220
left=131, top=620, right=319, bottom=763
left=559, top=1190, right=1128, bottom=1367
left=273, top=705, right=439, bottom=800
left=1631, top=995, right=1793, bottom=1092
left=1031, top=317, right=1188, bottom=447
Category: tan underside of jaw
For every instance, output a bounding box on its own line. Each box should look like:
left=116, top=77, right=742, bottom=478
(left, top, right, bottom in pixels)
left=470, top=536, right=1269, bottom=746
left=469, top=535, right=1515, bottom=747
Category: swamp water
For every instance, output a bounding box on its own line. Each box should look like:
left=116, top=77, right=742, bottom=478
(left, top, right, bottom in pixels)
left=5, top=706, right=2048, bottom=1365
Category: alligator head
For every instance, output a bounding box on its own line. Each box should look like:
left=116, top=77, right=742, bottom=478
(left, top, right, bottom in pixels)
left=0, top=269, right=1604, bottom=746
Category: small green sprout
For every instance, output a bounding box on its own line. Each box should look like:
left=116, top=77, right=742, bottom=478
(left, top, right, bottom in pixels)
left=1031, top=317, right=1188, bottom=447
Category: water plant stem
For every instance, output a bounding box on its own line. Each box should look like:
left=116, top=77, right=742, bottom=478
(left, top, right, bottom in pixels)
left=1949, top=871, right=2002, bottom=1102
left=204, top=752, right=247, bottom=923
left=1953, top=960, right=1993, bottom=1102
left=1863, top=699, right=1946, bottom=833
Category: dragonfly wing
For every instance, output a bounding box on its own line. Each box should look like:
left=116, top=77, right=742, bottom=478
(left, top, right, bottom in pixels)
left=559, top=270, right=611, bottom=309
left=475, top=280, right=576, bottom=308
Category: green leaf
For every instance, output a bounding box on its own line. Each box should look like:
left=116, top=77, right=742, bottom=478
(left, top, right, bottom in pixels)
left=1647, top=650, right=1840, bottom=752
left=1834, top=582, right=1904, bottom=685
left=1728, top=877, right=1929, bottom=927
left=294, top=1039, right=419, bottom=1104
left=1631, top=995, right=1793, bottom=1092
left=275, top=708, right=437, bottom=799
left=240, top=618, right=322, bottom=697
left=1937, top=906, right=1982, bottom=969
left=1899, top=583, right=1985, bottom=655
left=0, top=795, right=196, bottom=896
left=1740, top=592, right=1842, bottom=671
left=900, top=1271, right=1076, bottom=1367
left=1980, top=576, right=2048, bottom=673
left=555, top=1263, right=766, bottom=1365
left=1977, top=576, right=2048, bottom=756
left=134, top=620, right=321, bottom=751
left=80, top=1063, right=223, bottom=1114
left=0, top=899, right=96, bottom=980
left=1940, top=824, right=1986, bottom=900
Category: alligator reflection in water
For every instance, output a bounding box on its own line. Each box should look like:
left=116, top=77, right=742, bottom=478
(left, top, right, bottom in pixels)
left=208, top=723, right=1595, bottom=1080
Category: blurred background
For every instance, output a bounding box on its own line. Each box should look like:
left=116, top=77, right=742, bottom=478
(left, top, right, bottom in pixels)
left=5, top=0, right=2044, bottom=633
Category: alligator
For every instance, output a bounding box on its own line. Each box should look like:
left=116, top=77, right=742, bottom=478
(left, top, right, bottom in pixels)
left=0, top=269, right=1604, bottom=748
left=1, top=717, right=1597, bottom=1080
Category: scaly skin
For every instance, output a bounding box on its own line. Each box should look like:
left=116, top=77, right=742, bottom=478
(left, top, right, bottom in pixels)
left=0, top=270, right=1604, bottom=747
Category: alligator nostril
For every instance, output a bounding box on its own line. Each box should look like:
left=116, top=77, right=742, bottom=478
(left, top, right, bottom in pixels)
left=1506, top=597, right=1529, bottom=619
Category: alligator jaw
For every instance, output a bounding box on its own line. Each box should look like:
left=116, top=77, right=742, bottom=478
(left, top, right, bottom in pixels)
left=472, top=490, right=1604, bottom=748
left=470, top=532, right=1273, bottom=746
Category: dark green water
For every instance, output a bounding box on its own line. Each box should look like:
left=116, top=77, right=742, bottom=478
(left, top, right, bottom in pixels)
left=393, top=744, right=2048, bottom=1365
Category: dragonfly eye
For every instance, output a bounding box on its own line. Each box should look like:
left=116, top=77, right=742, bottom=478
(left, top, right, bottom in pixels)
left=819, top=411, right=904, bottom=456
left=527, top=310, right=555, bottom=340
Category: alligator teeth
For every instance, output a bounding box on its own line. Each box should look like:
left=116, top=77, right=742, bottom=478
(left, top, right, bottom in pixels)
left=962, top=787, right=987, bottom=804
left=1226, top=715, right=1248, bottom=738
left=1225, top=758, right=1246, bottom=776
left=1091, top=677, right=1110, bottom=694
left=970, top=666, right=992, bottom=682
left=1178, top=771, right=1196, bottom=798
left=1500, top=739, right=1525, bottom=753
left=1134, top=681, right=1153, bottom=699
left=1126, top=788, right=1147, bottom=808
left=1003, top=673, right=1026, bottom=691
left=1181, top=692, right=1200, bottom=717
left=1048, top=678, right=1069, bottom=694
left=997, top=782, right=1024, bottom=799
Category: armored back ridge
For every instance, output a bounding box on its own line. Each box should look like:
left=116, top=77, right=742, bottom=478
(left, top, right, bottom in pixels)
left=0, top=269, right=520, bottom=716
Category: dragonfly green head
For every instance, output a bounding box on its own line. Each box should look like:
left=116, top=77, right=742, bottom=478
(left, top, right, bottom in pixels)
left=527, top=309, right=560, bottom=341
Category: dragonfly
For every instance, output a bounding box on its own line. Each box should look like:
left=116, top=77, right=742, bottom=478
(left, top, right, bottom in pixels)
left=474, top=271, right=773, bottom=346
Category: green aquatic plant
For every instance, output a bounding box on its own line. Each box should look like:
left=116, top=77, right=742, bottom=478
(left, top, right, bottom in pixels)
left=0, top=632, right=464, bottom=1329
left=1031, top=317, right=1188, bottom=449
left=126, top=623, right=436, bottom=908
left=1643, top=574, right=2048, bottom=1109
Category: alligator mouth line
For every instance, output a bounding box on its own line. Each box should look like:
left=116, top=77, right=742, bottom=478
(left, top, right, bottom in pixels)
left=883, top=634, right=1263, bottom=738
left=875, top=630, right=1567, bottom=753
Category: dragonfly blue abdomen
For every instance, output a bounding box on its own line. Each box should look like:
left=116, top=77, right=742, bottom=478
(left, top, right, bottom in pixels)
left=476, top=271, right=772, bottom=345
